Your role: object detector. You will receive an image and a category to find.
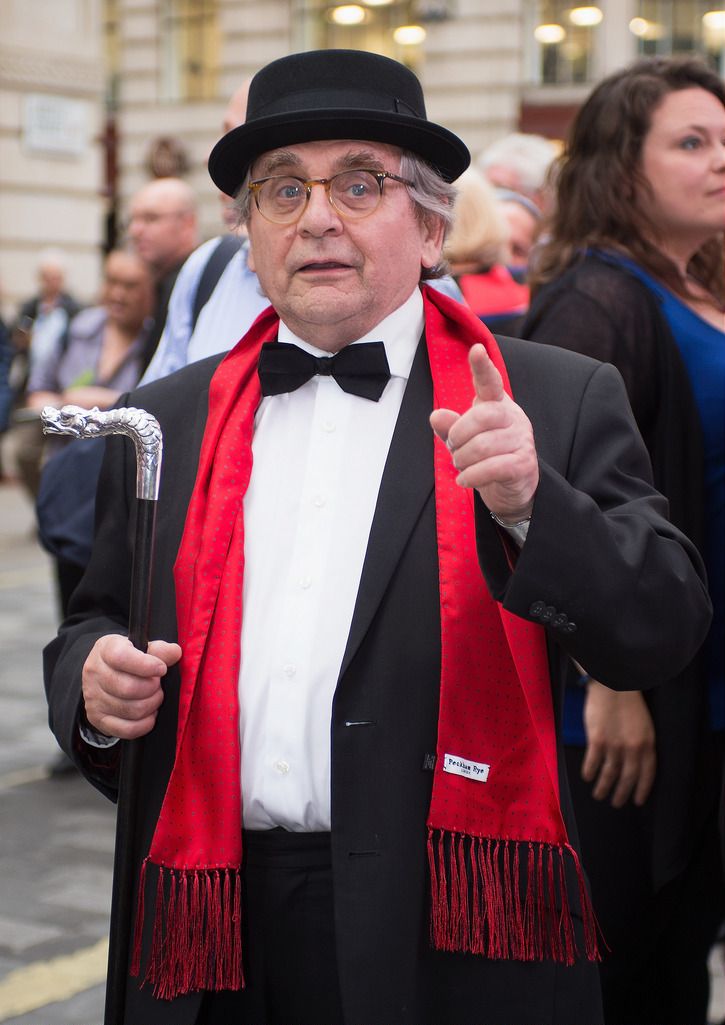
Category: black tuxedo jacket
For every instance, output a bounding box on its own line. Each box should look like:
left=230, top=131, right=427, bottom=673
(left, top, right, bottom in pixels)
left=45, top=334, right=711, bottom=1025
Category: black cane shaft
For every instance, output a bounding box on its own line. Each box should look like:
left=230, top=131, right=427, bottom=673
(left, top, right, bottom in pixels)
left=105, top=498, right=158, bottom=1025
left=128, top=500, right=158, bottom=651
left=105, top=742, right=142, bottom=1025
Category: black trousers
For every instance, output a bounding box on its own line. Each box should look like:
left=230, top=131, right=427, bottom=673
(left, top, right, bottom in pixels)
left=197, top=829, right=344, bottom=1025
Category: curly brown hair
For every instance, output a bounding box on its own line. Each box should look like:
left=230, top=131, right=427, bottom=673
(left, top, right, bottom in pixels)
left=530, top=56, right=725, bottom=303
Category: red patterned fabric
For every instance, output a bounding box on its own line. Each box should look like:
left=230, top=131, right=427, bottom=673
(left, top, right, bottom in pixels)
left=130, top=288, right=597, bottom=999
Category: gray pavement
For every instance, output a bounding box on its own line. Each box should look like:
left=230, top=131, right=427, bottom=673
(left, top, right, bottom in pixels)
left=0, top=480, right=113, bottom=1025
left=0, top=477, right=722, bottom=1025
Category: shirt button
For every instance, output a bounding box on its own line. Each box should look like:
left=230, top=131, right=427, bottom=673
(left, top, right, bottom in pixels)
left=322, top=420, right=336, bottom=433
left=283, top=663, right=297, bottom=677
left=274, top=759, right=290, bottom=775
left=313, top=494, right=326, bottom=508
left=299, top=575, right=312, bottom=589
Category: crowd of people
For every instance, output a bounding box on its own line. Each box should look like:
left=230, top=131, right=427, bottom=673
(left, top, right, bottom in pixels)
left=0, top=42, right=720, bottom=1025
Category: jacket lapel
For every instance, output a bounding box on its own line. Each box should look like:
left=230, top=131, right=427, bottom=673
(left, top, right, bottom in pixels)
left=339, top=336, right=434, bottom=679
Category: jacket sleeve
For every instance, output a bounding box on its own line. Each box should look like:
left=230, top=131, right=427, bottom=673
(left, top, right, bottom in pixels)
left=475, top=357, right=711, bottom=691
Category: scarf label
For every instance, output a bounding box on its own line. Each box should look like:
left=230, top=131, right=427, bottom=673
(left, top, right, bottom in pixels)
left=443, top=752, right=490, bottom=782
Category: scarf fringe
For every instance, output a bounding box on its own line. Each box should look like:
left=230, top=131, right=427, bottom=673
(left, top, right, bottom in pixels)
left=130, top=858, right=244, bottom=999
left=427, top=829, right=600, bottom=964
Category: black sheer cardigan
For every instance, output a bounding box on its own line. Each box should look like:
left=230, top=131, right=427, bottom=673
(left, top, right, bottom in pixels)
left=520, top=250, right=709, bottom=891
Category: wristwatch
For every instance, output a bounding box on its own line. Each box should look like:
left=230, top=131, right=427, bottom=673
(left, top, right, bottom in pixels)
left=490, top=511, right=531, bottom=547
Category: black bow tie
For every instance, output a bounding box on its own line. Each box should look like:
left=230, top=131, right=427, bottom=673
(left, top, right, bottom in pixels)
left=258, top=341, right=391, bottom=402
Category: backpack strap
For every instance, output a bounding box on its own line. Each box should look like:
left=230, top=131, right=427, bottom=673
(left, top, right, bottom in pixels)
left=191, top=235, right=243, bottom=331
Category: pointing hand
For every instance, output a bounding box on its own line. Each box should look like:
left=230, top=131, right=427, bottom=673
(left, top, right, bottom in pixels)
left=429, top=344, right=539, bottom=522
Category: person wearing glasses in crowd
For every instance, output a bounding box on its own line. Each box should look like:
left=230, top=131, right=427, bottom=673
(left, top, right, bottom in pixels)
left=126, top=176, right=200, bottom=368
left=44, top=50, right=711, bottom=1025
left=140, top=83, right=269, bottom=384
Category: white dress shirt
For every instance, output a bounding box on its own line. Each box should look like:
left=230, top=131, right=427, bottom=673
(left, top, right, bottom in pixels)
left=239, top=288, right=424, bottom=831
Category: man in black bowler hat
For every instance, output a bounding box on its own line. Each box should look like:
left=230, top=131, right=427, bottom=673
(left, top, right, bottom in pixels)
left=44, top=49, right=711, bottom=1025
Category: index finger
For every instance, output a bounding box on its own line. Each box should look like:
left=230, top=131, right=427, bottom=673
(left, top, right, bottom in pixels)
left=470, top=344, right=504, bottom=404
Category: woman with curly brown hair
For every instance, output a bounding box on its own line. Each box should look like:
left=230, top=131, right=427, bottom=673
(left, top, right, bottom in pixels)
left=522, top=56, right=725, bottom=1025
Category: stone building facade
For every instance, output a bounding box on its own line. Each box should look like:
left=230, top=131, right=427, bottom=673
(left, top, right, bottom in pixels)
left=0, top=0, right=107, bottom=316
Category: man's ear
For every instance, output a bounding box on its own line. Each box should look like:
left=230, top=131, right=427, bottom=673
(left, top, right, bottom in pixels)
left=420, top=213, right=446, bottom=272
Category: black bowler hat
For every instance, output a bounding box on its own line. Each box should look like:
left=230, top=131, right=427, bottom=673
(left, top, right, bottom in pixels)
left=208, top=49, right=470, bottom=196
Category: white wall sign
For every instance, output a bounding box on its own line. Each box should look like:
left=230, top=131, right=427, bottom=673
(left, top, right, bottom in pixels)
left=23, top=94, right=89, bottom=157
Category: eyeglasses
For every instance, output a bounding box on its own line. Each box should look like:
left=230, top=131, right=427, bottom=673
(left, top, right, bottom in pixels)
left=247, top=168, right=415, bottom=224
left=127, top=210, right=185, bottom=226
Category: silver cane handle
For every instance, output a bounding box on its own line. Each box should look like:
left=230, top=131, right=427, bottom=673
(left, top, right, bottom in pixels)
left=40, top=404, right=163, bottom=502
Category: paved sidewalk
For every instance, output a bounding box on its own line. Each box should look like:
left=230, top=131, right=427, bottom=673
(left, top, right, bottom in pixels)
left=0, top=480, right=113, bottom=1025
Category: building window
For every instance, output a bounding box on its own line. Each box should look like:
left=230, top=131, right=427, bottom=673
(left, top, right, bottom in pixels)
left=292, top=0, right=453, bottom=70
left=160, top=0, right=220, bottom=101
left=526, top=0, right=725, bottom=85
left=103, top=0, right=121, bottom=110
left=630, top=0, right=725, bottom=72
left=525, top=2, right=604, bottom=84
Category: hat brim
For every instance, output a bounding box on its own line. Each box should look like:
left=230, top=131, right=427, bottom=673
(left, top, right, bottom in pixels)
left=208, top=109, right=470, bottom=196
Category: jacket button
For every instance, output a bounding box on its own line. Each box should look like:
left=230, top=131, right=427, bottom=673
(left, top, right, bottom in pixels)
left=529, top=601, right=546, bottom=618
left=540, top=605, right=556, bottom=623
left=564, top=622, right=577, bottom=634
left=552, top=613, right=568, bottom=629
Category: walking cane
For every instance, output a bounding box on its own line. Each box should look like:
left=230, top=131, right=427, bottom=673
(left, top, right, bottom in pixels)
left=41, top=404, right=163, bottom=1025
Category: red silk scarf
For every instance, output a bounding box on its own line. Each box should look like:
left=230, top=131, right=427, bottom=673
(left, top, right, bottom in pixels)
left=131, top=286, right=598, bottom=999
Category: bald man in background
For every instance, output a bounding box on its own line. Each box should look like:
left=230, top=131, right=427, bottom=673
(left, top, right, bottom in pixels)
left=141, top=83, right=269, bottom=383
left=127, top=176, right=200, bottom=368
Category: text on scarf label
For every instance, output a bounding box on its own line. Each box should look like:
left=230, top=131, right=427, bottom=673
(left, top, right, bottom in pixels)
left=443, top=753, right=490, bottom=782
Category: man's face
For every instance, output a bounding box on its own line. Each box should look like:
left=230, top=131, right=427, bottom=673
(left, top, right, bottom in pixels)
left=103, top=252, right=152, bottom=332
left=499, top=200, right=538, bottom=269
left=127, top=181, right=196, bottom=276
left=39, top=266, right=65, bottom=301
left=246, top=140, right=445, bottom=351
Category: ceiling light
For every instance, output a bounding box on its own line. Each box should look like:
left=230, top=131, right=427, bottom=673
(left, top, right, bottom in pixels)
left=628, top=16, right=648, bottom=36
left=393, top=24, right=427, bottom=45
left=628, top=16, right=665, bottom=40
left=568, top=6, right=603, bottom=27
left=703, top=10, right=725, bottom=30
left=329, top=4, right=366, bottom=25
left=363, top=0, right=394, bottom=5
left=534, top=23, right=566, bottom=44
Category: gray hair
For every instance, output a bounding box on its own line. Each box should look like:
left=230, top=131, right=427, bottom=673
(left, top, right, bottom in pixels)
left=232, top=150, right=456, bottom=280
left=477, top=132, right=557, bottom=197
left=399, top=152, right=456, bottom=280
